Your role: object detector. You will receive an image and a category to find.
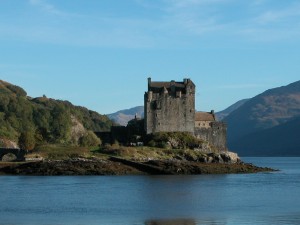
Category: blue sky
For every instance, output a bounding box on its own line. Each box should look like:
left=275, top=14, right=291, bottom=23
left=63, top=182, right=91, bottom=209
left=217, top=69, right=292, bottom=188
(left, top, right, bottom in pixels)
left=1, top=0, right=300, bottom=114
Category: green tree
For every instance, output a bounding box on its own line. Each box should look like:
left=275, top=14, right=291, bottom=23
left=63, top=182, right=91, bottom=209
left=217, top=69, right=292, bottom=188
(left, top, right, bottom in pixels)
left=18, top=130, right=36, bottom=150
left=79, top=131, right=101, bottom=147
left=50, top=104, right=72, bottom=143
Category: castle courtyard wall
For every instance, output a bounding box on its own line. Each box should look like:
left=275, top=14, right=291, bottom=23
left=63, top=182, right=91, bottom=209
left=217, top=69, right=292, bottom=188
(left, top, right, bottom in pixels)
left=194, top=122, right=227, bottom=151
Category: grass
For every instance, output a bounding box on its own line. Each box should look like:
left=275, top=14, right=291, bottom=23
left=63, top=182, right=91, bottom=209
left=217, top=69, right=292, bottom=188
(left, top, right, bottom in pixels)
left=33, top=144, right=94, bottom=160
left=93, top=144, right=208, bottom=161
left=15, top=142, right=212, bottom=162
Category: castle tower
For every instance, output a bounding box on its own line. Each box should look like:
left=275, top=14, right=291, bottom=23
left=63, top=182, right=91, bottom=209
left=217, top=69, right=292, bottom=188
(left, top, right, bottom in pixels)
left=144, top=78, right=195, bottom=134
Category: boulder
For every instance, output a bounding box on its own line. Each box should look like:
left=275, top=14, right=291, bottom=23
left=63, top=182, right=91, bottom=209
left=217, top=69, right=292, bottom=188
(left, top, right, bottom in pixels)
left=1, top=153, right=17, bottom=162
left=0, top=138, right=19, bottom=148
left=221, top=152, right=240, bottom=163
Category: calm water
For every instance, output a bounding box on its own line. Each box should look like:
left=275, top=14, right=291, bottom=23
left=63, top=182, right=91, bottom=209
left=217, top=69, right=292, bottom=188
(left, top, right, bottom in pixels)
left=1, top=157, right=300, bottom=225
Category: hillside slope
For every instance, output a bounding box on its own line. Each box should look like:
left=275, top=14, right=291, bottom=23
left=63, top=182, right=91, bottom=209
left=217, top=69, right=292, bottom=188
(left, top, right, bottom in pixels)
left=0, top=80, right=113, bottom=148
left=230, top=116, right=300, bottom=156
left=108, top=106, right=144, bottom=126
left=216, top=99, right=249, bottom=121
left=224, top=80, right=300, bottom=145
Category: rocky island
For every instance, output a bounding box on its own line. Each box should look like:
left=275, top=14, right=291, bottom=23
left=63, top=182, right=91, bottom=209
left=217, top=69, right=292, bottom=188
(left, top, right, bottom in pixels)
left=0, top=79, right=275, bottom=175
left=0, top=145, right=275, bottom=175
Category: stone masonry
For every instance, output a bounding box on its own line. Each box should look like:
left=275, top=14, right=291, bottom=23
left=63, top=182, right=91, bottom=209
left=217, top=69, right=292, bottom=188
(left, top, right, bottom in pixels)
left=144, top=78, right=195, bottom=134
left=144, top=78, right=227, bottom=151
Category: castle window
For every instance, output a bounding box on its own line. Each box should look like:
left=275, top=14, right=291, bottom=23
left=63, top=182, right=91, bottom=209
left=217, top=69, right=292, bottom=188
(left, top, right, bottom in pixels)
left=190, top=109, right=192, bottom=113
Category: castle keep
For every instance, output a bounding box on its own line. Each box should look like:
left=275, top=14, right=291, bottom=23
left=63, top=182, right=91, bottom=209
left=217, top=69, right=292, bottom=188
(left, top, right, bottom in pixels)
left=144, top=78, right=227, bottom=151
left=144, top=78, right=195, bottom=134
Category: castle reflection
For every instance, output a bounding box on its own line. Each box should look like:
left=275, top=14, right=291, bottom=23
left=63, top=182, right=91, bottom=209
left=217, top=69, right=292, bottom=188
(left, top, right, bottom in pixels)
left=145, top=218, right=196, bottom=225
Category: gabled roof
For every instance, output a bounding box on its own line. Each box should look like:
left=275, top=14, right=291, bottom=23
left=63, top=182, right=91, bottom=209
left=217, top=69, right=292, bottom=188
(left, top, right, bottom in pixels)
left=195, top=112, right=215, bottom=121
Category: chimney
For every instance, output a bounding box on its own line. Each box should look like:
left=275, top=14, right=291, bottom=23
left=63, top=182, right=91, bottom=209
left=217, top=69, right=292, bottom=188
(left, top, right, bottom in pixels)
left=148, top=77, right=151, bottom=90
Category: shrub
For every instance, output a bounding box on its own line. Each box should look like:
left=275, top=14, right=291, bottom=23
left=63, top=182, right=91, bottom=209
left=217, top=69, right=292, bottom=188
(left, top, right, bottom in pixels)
left=18, top=131, right=36, bottom=150
left=79, top=131, right=101, bottom=147
left=146, top=132, right=203, bottom=149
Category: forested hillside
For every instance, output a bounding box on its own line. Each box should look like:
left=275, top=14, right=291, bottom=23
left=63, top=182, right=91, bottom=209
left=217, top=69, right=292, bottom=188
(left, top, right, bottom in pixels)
left=0, top=80, right=113, bottom=149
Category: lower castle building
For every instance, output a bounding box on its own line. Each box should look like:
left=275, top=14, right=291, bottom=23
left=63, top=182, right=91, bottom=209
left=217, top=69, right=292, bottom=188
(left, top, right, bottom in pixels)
left=144, top=78, right=227, bottom=151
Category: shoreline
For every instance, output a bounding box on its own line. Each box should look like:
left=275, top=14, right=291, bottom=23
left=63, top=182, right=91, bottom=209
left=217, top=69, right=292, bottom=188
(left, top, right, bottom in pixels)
left=0, top=158, right=276, bottom=176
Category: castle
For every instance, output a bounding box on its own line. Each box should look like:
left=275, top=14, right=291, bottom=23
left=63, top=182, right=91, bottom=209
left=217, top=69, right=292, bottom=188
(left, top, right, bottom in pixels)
left=144, top=78, right=227, bottom=151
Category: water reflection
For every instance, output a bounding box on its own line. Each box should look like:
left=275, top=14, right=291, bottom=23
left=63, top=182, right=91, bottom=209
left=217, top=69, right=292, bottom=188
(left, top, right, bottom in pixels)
left=145, top=218, right=196, bottom=225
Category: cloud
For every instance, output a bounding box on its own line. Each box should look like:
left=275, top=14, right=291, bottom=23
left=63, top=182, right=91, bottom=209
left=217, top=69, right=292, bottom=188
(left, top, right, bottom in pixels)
left=2, top=0, right=300, bottom=48
left=254, top=2, right=300, bottom=25
left=29, top=0, right=63, bottom=15
left=165, top=0, right=230, bottom=9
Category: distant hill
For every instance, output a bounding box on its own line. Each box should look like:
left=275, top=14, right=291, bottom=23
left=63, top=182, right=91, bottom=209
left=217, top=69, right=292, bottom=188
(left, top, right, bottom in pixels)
left=216, top=99, right=249, bottom=121
left=224, top=80, right=300, bottom=156
left=0, top=80, right=113, bottom=148
left=108, top=106, right=144, bottom=126
left=230, top=116, right=300, bottom=156
left=108, top=103, right=238, bottom=126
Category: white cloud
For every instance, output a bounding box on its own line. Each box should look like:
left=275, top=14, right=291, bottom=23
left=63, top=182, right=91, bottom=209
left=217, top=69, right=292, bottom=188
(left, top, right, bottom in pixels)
left=165, top=0, right=230, bottom=9
left=254, top=2, right=300, bottom=25
left=29, top=0, right=63, bottom=15
left=2, top=0, right=300, bottom=48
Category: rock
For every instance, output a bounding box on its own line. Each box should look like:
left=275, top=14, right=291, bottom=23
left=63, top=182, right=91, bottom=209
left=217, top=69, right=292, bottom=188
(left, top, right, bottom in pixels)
left=213, top=155, right=224, bottom=163
left=70, top=115, right=87, bottom=144
left=221, top=152, right=240, bottom=163
left=167, top=137, right=179, bottom=149
left=206, top=156, right=214, bottom=163
left=0, top=138, right=19, bottom=148
left=1, top=153, right=17, bottom=162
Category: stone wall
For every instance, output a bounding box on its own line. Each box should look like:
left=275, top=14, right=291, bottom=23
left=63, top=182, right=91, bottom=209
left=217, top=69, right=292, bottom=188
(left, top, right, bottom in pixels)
left=194, top=122, right=227, bottom=151
left=144, top=79, right=195, bottom=134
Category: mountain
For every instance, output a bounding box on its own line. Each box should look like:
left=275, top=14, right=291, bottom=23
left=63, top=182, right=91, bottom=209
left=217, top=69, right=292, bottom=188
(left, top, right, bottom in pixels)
left=230, top=116, right=300, bottom=156
left=0, top=80, right=113, bottom=148
left=108, top=106, right=144, bottom=126
left=216, top=99, right=249, bottom=121
left=224, top=80, right=300, bottom=155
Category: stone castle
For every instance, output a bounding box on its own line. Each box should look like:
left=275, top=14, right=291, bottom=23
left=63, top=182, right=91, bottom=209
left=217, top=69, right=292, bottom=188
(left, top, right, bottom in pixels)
left=144, top=78, right=227, bottom=151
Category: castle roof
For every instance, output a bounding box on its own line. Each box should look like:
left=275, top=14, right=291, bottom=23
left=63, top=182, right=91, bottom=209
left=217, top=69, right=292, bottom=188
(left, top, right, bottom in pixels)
left=195, top=112, right=215, bottom=121
left=150, top=82, right=185, bottom=89
left=148, top=78, right=195, bottom=94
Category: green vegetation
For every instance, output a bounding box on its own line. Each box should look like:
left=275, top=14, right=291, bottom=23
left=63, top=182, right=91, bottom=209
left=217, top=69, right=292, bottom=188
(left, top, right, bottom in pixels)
left=33, top=144, right=93, bottom=160
left=146, top=132, right=203, bottom=149
left=79, top=131, right=102, bottom=147
left=0, top=80, right=113, bottom=149
left=96, top=143, right=207, bottom=161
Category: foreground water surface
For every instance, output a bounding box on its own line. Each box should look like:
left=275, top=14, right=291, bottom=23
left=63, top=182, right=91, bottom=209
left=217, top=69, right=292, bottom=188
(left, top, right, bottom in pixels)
left=1, top=157, right=300, bottom=225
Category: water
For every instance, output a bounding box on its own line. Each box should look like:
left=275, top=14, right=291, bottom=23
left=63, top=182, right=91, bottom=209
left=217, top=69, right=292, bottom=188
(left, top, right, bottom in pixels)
left=1, top=157, right=300, bottom=225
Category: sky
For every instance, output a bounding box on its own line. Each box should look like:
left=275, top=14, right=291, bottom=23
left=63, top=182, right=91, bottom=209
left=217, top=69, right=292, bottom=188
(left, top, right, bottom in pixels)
left=1, top=0, right=300, bottom=114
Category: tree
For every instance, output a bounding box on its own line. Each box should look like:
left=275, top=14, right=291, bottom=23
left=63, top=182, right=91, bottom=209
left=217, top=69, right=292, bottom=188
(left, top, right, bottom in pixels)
left=50, top=104, right=72, bottom=143
left=18, top=131, right=36, bottom=150
left=79, top=131, right=101, bottom=147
